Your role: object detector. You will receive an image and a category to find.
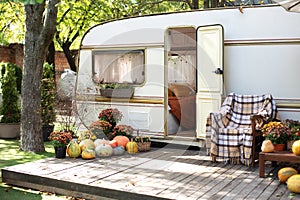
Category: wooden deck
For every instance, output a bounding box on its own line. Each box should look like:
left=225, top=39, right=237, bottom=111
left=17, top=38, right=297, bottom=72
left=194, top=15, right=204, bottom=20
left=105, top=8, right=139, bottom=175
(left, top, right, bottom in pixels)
left=2, top=147, right=300, bottom=200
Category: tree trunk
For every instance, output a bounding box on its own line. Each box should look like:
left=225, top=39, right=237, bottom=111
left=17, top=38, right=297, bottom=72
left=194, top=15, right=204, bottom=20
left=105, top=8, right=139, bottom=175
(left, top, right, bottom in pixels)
left=21, top=1, right=59, bottom=152
left=192, top=0, right=199, bottom=9
left=46, top=41, right=56, bottom=67
left=62, top=42, right=77, bottom=72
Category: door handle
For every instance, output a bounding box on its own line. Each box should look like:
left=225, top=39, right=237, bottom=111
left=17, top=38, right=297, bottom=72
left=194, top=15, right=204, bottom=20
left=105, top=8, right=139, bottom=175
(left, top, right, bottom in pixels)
left=212, top=68, right=223, bottom=75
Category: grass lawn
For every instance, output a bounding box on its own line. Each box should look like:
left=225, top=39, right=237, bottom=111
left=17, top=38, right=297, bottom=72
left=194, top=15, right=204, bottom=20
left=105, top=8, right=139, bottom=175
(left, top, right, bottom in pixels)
left=0, top=139, right=72, bottom=200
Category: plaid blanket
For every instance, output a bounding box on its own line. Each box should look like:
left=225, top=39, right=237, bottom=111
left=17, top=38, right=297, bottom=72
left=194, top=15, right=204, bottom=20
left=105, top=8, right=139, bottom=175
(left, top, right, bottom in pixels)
left=206, top=93, right=279, bottom=165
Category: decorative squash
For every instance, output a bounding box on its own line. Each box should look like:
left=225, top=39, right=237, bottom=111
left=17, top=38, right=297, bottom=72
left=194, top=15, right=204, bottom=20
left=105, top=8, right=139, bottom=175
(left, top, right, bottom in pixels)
left=81, top=148, right=96, bottom=159
left=126, top=139, right=138, bottom=154
left=278, top=167, right=298, bottom=183
left=109, top=140, right=118, bottom=148
left=95, top=144, right=113, bottom=157
left=113, top=146, right=125, bottom=156
left=292, top=140, right=300, bottom=156
left=287, top=174, right=300, bottom=193
left=94, top=138, right=110, bottom=147
left=67, top=140, right=81, bottom=158
left=261, top=140, right=274, bottom=153
left=79, top=139, right=95, bottom=151
left=113, top=136, right=129, bottom=148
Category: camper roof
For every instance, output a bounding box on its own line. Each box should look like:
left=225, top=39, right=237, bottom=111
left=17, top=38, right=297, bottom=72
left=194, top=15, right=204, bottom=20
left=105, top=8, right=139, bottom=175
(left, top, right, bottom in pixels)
left=81, top=5, right=299, bottom=48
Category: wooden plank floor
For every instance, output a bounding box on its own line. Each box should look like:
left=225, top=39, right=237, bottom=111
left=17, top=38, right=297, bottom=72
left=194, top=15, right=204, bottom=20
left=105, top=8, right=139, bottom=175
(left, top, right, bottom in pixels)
left=2, top=147, right=300, bottom=200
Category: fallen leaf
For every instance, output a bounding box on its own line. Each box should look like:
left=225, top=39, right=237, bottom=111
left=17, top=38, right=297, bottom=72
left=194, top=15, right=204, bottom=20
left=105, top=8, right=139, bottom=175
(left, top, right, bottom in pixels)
left=129, top=180, right=135, bottom=186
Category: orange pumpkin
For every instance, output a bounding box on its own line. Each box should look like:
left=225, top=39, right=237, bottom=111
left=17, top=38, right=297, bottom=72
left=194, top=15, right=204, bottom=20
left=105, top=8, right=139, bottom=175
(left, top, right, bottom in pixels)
left=278, top=167, right=298, bottom=183
left=292, top=140, right=300, bottom=156
left=109, top=140, right=118, bottom=148
left=113, top=136, right=129, bottom=148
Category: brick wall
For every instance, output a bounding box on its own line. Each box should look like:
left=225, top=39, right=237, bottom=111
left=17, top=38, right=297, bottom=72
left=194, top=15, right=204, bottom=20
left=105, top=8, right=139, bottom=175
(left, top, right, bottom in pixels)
left=0, top=43, right=77, bottom=80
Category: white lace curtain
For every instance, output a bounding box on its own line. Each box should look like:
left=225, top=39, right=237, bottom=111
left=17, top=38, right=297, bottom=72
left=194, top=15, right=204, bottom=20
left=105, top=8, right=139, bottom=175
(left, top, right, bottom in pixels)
left=168, top=55, right=196, bottom=88
left=93, top=52, right=144, bottom=84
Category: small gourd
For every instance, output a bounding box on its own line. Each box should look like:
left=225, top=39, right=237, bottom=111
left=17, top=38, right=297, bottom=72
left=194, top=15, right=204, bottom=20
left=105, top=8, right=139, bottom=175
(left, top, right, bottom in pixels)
left=79, top=139, right=95, bottom=151
left=113, top=146, right=125, bottom=156
left=292, top=140, right=300, bottom=156
left=67, top=140, right=81, bottom=158
left=126, top=139, right=138, bottom=154
left=278, top=167, right=298, bottom=183
left=287, top=174, right=300, bottom=193
left=81, top=148, right=96, bottom=159
left=95, top=144, right=113, bottom=157
left=261, top=140, right=274, bottom=153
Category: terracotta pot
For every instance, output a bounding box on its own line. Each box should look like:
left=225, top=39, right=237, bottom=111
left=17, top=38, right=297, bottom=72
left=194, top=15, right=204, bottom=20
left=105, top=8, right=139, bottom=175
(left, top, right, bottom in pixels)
left=273, top=143, right=286, bottom=151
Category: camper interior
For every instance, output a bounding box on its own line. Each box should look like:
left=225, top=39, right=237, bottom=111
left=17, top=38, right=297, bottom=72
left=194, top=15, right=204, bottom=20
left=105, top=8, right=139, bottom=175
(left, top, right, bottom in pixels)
left=166, top=27, right=197, bottom=138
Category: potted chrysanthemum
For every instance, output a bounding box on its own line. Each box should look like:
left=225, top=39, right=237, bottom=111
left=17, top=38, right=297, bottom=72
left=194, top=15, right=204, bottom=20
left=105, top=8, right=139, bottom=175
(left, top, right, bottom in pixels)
left=98, top=108, right=123, bottom=128
left=112, top=124, right=134, bottom=139
left=283, top=119, right=300, bottom=150
left=48, top=131, right=73, bottom=158
left=262, top=121, right=291, bottom=151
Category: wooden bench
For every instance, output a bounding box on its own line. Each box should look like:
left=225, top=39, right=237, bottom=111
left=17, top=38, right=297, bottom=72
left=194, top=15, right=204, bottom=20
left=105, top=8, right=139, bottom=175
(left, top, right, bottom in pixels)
left=259, top=151, right=300, bottom=178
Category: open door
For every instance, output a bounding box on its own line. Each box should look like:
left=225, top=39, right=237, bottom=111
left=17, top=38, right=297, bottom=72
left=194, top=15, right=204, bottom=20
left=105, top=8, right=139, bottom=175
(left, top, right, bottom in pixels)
left=196, top=25, right=224, bottom=139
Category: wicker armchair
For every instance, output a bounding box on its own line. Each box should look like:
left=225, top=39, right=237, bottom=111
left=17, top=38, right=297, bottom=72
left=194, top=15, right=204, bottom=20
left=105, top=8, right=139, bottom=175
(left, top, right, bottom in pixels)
left=206, top=93, right=279, bottom=166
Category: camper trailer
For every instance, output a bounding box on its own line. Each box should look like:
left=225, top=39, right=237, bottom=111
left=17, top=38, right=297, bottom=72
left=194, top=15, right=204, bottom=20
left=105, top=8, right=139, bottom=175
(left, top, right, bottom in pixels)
left=76, top=5, right=300, bottom=144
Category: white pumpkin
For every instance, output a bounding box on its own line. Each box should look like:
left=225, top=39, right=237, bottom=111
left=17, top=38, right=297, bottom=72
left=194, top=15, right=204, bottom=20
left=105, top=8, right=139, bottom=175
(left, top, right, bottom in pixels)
left=261, top=140, right=274, bottom=153
left=95, top=144, right=113, bottom=157
left=94, top=138, right=110, bottom=147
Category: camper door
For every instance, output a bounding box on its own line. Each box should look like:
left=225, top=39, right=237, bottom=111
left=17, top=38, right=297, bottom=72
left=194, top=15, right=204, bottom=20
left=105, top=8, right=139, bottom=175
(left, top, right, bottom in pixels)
left=196, top=25, right=224, bottom=139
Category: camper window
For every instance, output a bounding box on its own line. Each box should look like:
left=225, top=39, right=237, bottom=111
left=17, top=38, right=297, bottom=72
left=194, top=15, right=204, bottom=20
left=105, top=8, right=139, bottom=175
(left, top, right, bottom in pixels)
left=92, top=50, right=145, bottom=85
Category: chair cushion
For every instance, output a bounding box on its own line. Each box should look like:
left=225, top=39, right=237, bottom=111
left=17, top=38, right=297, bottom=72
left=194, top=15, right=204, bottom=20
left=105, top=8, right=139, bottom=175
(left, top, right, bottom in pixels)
left=169, top=83, right=195, bottom=97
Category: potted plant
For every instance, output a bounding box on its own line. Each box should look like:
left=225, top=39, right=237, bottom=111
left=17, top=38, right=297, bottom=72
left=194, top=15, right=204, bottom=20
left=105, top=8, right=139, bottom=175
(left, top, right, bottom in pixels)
left=48, top=131, right=73, bottom=158
left=0, top=62, right=21, bottom=139
left=283, top=119, right=300, bottom=150
left=98, top=108, right=123, bottom=128
left=89, top=120, right=112, bottom=139
left=262, top=121, right=291, bottom=151
left=99, top=83, right=134, bottom=98
left=41, top=63, right=56, bottom=141
left=112, top=124, right=134, bottom=139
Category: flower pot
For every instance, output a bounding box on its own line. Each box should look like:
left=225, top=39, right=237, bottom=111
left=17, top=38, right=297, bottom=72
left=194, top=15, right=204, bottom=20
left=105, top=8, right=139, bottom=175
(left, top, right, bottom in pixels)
left=54, top=146, right=67, bottom=158
left=100, top=88, right=134, bottom=98
left=0, top=123, right=20, bottom=139
left=273, top=144, right=286, bottom=151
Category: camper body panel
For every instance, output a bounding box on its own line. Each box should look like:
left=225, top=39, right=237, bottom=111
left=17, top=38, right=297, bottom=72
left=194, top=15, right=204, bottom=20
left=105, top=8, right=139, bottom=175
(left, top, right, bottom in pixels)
left=77, top=6, right=300, bottom=139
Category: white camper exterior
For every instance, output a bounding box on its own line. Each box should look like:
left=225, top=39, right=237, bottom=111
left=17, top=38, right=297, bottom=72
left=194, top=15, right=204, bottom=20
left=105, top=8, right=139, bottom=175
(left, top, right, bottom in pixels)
left=76, top=5, right=300, bottom=141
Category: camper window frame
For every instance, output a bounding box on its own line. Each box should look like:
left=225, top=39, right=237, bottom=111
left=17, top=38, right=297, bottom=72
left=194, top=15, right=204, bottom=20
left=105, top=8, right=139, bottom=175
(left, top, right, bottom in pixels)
left=92, top=49, right=145, bottom=86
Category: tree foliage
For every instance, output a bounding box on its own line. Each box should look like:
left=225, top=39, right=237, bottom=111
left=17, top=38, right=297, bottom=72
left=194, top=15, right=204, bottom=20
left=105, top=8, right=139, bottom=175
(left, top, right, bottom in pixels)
left=0, top=2, right=24, bottom=45
left=0, top=0, right=191, bottom=71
